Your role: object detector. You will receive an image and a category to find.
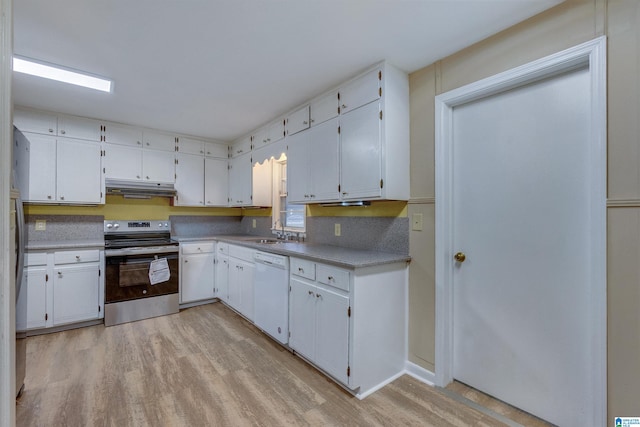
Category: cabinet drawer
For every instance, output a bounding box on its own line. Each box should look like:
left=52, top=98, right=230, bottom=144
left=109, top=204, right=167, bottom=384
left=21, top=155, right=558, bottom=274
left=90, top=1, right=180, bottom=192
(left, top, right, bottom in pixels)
left=316, top=264, right=350, bottom=292
left=182, top=242, right=215, bottom=254
left=217, top=242, right=229, bottom=255
left=291, top=258, right=315, bottom=281
left=54, top=249, right=100, bottom=264
left=228, top=244, right=254, bottom=262
left=26, top=252, right=48, bottom=266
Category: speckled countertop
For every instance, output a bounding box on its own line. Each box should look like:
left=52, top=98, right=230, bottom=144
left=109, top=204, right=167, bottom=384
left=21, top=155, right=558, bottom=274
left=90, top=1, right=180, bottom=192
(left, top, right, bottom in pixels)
left=174, top=235, right=410, bottom=269
left=26, top=239, right=105, bottom=251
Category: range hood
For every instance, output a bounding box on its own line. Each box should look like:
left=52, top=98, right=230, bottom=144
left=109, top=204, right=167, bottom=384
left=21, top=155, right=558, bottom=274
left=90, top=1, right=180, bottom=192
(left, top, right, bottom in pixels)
left=105, top=179, right=177, bottom=199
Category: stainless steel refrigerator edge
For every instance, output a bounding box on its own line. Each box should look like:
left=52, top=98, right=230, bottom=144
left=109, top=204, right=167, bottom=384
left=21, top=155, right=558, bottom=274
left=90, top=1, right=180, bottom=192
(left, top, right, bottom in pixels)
left=12, top=127, right=27, bottom=398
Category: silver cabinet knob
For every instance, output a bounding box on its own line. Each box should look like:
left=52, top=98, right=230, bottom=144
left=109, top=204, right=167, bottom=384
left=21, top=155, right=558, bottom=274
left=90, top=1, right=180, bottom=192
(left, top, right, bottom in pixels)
left=60, top=130, right=66, bottom=134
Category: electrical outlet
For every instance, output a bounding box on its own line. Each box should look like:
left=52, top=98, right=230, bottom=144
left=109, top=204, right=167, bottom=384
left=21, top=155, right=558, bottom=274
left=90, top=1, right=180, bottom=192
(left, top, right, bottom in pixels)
left=412, top=213, right=423, bottom=231
left=252, top=219, right=257, bottom=228
left=334, top=223, right=341, bottom=236
left=35, top=220, right=46, bottom=231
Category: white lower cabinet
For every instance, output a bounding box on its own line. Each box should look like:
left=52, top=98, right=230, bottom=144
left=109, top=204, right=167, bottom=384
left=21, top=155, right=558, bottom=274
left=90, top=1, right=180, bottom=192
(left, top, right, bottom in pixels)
left=288, top=257, right=407, bottom=397
left=289, top=261, right=350, bottom=385
left=18, top=249, right=105, bottom=331
left=180, top=242, right=215, bottom=304
left=228, top=257, right=255, bottom=321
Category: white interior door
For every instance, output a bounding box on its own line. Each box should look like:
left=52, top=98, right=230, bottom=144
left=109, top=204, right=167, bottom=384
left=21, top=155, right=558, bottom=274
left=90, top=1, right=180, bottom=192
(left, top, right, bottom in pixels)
left=450, top=66, right=593, bottom=425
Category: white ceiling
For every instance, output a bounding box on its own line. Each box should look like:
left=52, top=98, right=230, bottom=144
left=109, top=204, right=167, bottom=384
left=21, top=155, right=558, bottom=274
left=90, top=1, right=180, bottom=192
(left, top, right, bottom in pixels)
left=13, top=0, right=563, bottom=142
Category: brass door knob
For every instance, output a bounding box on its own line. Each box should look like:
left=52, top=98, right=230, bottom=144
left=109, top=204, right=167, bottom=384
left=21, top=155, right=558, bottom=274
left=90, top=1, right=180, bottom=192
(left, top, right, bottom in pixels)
left=454, top=252, right=466, bottom=263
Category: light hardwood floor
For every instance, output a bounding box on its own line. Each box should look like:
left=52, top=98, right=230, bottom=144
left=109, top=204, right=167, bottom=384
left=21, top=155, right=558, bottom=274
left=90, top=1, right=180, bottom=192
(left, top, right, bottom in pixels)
left=17, top=302, right=539, bottom=426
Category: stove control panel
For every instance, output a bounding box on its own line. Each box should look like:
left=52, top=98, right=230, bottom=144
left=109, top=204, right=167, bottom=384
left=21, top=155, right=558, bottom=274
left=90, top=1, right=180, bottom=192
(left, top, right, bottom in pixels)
left=104, top=220, right=171, bottom=233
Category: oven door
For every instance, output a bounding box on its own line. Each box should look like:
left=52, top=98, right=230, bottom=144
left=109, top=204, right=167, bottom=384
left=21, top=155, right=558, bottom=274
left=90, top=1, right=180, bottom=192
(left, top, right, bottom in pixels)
left=105, top=253, right=179, bottom=303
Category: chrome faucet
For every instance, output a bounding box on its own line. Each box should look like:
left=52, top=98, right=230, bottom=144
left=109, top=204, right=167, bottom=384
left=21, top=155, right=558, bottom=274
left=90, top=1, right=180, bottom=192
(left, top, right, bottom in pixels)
left=274, top=219, right=286, bottom=240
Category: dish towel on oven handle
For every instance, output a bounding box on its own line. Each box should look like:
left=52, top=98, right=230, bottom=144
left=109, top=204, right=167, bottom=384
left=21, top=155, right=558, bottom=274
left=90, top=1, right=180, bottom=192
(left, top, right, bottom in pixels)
left=149, top=256, right=170, bottom=285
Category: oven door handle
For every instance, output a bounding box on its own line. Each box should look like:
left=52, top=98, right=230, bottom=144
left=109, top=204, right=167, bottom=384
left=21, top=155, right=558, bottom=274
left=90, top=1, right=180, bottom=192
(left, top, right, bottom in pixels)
left=105, top=247, right=179, bottom=257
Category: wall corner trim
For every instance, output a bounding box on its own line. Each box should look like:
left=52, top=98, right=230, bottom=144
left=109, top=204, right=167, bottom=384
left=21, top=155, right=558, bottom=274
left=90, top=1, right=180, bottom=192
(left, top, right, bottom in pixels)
left=404, top=361, right=436, bottom=386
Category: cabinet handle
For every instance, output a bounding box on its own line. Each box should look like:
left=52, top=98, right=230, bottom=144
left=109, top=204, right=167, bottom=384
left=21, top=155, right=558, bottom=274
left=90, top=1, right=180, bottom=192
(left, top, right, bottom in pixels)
left=60, top=196, right=65, bottom=200
left=57, top=272, right=62, bottom=278
left=310, top=119, right=315, bottom=123
left=185, top=259, right=188, bottom=263
left=342, top=104, right=347, bottom=109
left=47, top=195, right=52, bottom=199
left=236, top=149, right=243, bottom=154
left=316, top=293, right=322, bottom=299
left=298, top=267, right=304, bottom=273
left=60, top=130, right=66, bottom=134
left=327, top=276, right=333, bottom=281
left=308, top=290, right=314, bottom=295
left=76, top=255, right=81, bottom=261
left=146, top=142, right=150, bottom=146
left=342, top=192, right=348, bottom=196
left=136, top=175, right=141, bottom=179
left=48, top=128, right=54, bottom=133
left=146, top=176, right=150, bottom=180
left=303, top=121, right=308, bottom=125
left=137, top=141, right=142, bottom=145
left=200, top=150, right=204, bottom=154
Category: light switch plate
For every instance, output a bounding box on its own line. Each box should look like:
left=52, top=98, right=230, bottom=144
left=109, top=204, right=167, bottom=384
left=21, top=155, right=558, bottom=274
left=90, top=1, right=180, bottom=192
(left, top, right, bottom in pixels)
left=412, top=213, right=423, bottom=231
left=35, top=220, right=46, bottom=231
left=334, top=223, right=341, bottom=236
left=252, top=219, right=257, bottom=228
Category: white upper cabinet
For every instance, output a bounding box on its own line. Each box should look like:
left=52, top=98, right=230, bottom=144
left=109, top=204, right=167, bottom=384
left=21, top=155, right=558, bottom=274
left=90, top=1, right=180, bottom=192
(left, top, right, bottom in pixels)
left=287, top=105, right=310, bottom=136
left=228, top=153, right=252, bottom=206
left=339, top=101, right=382, bottom=200
left=287, top=117, right=339, bottom=203
left=177, top=136, right=205, bottom=155
left=14, top=109, right=57, bottom=135
left=205, top=157, right=229, bottom=206
left=14, top=131, right=102, bottom=204
left=56, top=137, right=102, bottom=203
left=102, top=123, right=143, bottom=147
left=143, top=131, right=176, bottom=151
left=310, top=91, right=339, bottom=127
left=142, top=150, right=175, bottom=183
left=338, top=68, right=381, bottom=115
left=204, top=141, right=228, bottom=158
left=252, top=119, right=285, bottom=150
left=231, top=135, right=252, bottom=158
left=175, top=153, right=205, bottom=206
left=104, top=144, right=143, bottom=181
left=57, top=115, right=102, bottom=141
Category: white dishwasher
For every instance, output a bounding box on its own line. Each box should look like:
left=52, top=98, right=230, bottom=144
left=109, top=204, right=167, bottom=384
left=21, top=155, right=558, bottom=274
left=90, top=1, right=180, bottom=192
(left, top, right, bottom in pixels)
left=253, top=251, right=289, bottom=345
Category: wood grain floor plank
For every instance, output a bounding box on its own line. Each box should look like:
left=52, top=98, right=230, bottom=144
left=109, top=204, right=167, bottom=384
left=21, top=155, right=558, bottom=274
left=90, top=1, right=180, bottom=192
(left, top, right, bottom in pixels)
left=17, top=302, right=536, bottom=426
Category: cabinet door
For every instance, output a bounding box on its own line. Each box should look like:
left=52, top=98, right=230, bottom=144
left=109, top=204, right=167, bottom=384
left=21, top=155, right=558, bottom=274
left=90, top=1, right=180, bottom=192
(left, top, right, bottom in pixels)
left=231, top=136, right=252, bottom=158
left=215, top=255, right=229, bottom=301
left=339, top=101, right=382, bottom=200
left=268, top=119, right=286, bottom=144
left=104, top=143, right=143, bottom=181
left=142, top=150, right=175, bottom=183
left=285, top=131, right=308, bottom=203
left=238, top=259, right=255, bottom=321
left=175, top=153, right=204, bottom=206
left=289, top=278, right=316, bottom=360
left=204, top=141, right=228, bottom=158
left=227, top=260, right=242, bottom=311
left=57, top=115, right=101, bottom=141
left=177, top=137, right=204, bottom=155
left=14, top=109, right=57, bottom=135
left=22, top=266, right=48, bottom=330
left=103, top=123, right=143, bottom=147
left=310, top=91, right=339, bottom=127
left=338, top=69, right=381, bottom=115
left=252, top=128, right=268, bottom=149
left=315, top=285, right=350, bottom=385
left=287, top=106, right=310, bottom=136
left=143, top=131, right=176, bottom=151
left=181, top=253, right=215, bottom=303
left=56, top=138, right=102, bottom=203
left=308, top=117, right=340, bottom=202
left=52, top=263, right=100, bottom=325
left=205, top=157, right=228, bottom=206
left=22, top=133, right=56, bottom=202
left=229, top=153, right=251, bottom=206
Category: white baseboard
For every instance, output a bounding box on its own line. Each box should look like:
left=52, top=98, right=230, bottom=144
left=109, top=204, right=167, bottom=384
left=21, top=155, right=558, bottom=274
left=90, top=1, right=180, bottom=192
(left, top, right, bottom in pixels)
left=356, top=371, right=406, bottom=400
left=404, top=361, right=436, bottom=386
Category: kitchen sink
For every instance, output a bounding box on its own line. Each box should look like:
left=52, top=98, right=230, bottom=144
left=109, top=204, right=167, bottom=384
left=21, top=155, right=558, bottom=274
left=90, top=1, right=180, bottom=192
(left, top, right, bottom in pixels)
left=254, top=239, right=282, bottom=244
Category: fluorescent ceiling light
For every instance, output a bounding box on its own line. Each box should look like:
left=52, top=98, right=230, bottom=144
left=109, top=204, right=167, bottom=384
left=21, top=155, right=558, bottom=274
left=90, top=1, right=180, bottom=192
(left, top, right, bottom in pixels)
left=13, top=56, right=112, bottom=93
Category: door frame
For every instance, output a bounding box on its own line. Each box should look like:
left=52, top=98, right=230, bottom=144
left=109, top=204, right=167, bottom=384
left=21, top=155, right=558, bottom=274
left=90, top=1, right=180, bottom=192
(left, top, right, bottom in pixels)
left=434, top=37, right=607, bottom=424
